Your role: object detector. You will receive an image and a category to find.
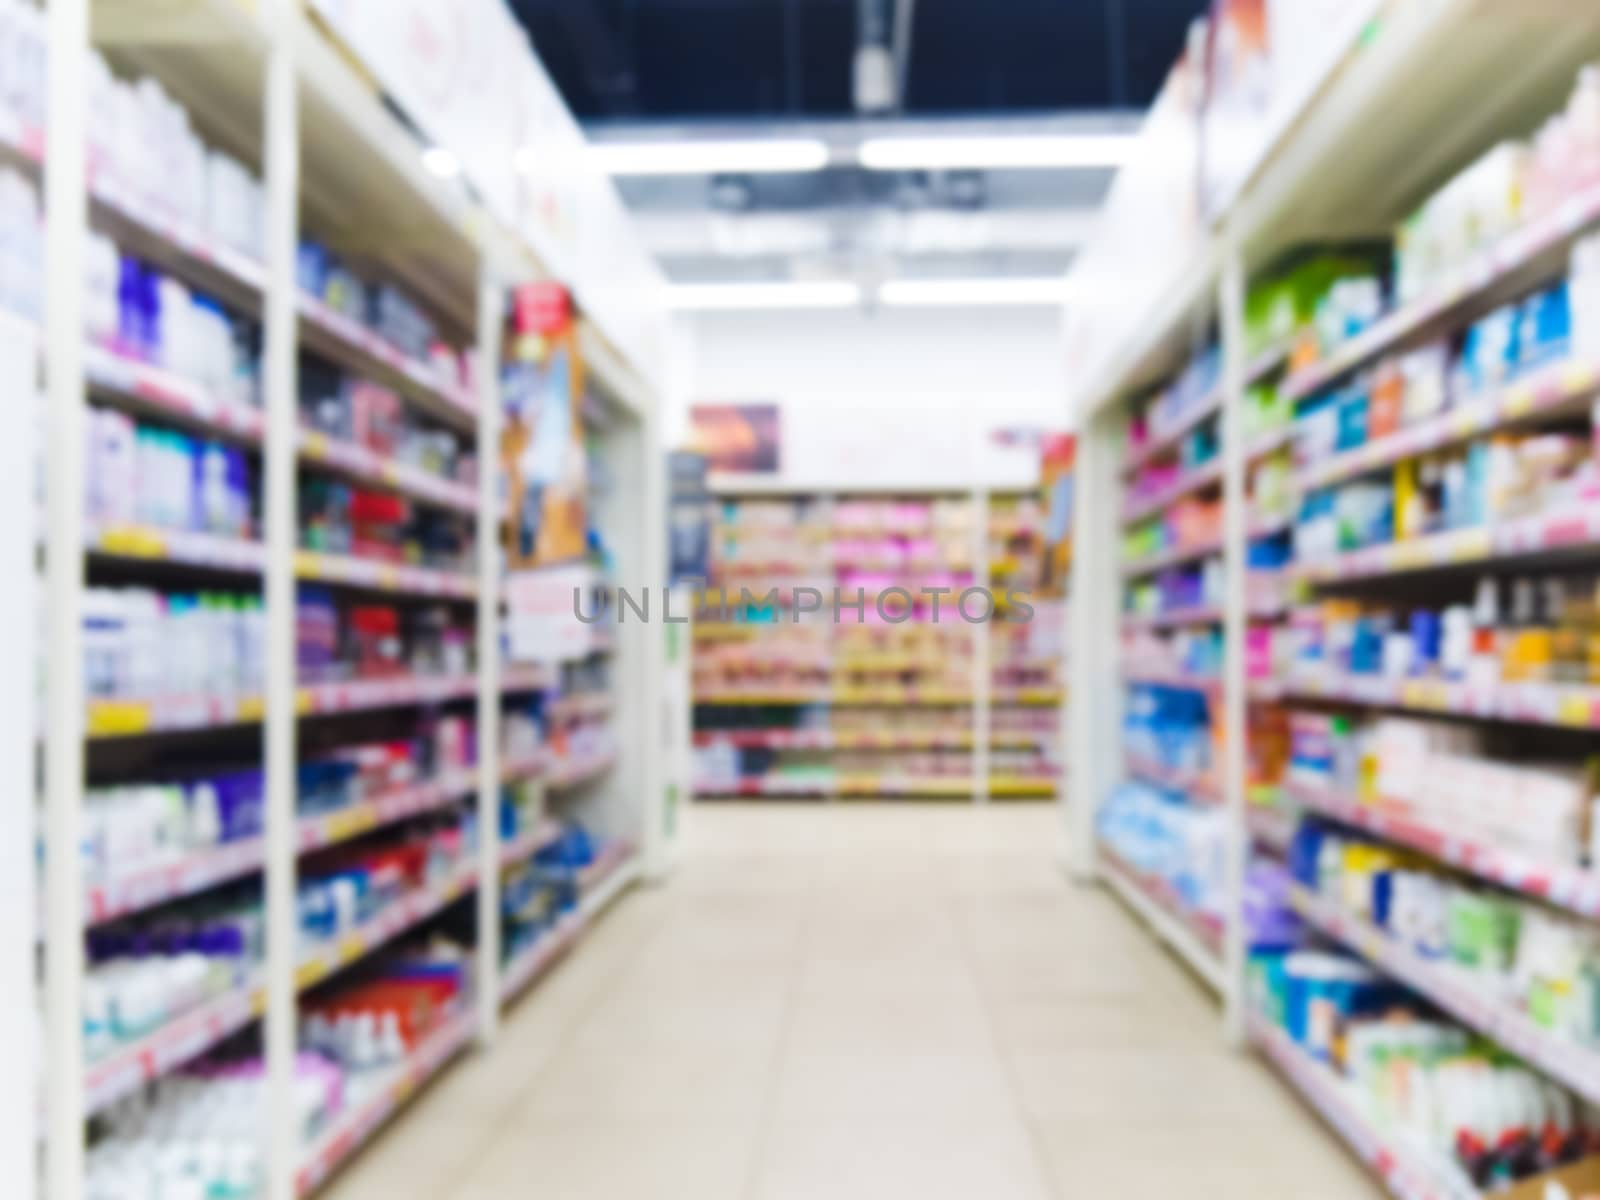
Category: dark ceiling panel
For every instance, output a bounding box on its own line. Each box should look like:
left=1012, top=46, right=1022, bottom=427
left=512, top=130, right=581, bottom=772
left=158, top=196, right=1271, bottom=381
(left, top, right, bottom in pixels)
left=512, top=0, right=1210, bottom=121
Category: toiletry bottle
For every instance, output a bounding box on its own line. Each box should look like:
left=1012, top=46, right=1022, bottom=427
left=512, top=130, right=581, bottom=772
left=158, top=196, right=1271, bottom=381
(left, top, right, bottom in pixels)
left=1470, top=577, right=1503, bottom=688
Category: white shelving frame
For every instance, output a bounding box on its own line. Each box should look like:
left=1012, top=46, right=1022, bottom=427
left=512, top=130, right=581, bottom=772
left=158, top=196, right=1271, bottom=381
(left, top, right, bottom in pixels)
left=1068, top=0, right=1600, bottom=1191
left=32, top=3, right=671, bottom=1198
left=2, top=313, right=39, bottom=1199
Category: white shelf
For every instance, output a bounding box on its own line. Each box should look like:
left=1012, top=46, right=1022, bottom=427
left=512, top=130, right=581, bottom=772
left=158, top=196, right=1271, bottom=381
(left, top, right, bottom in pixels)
left=1289, top=884, right=1600, bottom=1107
left=83, top=768, right=477, bottom=923
left=1250, top=1013, right=1476, bottom=1200
left=1097, top=844, right=1225, bottom=994
left=1280, top=672, right=1600, bottom=733
left=34, top=2, right=671, bottom=1196
left=1071, top=0, right=1600, bottom=1075
left=1285, top=778, right=1600, bottom=919
left=294, top=1006, right=478, bottom=1197
left=1294, top=357, right=1600, bottom=493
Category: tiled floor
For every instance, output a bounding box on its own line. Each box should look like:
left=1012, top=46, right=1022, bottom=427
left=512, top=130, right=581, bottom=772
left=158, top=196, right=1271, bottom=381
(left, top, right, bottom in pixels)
left=323, top=803, right=1382, bottom=1200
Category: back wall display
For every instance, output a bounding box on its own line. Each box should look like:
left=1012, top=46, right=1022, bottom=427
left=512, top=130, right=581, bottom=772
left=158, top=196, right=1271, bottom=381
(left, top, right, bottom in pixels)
left=690, top=403, right=780, bottom=474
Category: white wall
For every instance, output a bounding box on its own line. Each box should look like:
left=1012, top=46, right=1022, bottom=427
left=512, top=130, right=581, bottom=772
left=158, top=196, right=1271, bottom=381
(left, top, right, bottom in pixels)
left=672, top=305, right=1071, bottom=490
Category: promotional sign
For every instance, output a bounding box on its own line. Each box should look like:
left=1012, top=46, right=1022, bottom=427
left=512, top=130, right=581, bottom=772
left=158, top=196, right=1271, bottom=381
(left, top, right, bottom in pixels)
left=1039, top=434, right=1076, bottom=597
left=1200, top=0, right=1272, bottom=219
left=502, top=301, right=589, bottom=569
left=505, top=561, right=600, bottom=663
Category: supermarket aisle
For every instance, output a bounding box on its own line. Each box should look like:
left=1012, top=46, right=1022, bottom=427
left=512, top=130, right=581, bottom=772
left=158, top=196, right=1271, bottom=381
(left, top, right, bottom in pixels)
left=324, top=804, right=1379, bottom=1200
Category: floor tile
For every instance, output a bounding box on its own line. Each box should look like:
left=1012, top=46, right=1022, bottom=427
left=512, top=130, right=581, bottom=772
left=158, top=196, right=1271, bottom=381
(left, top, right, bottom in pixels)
left=316, top=803, right=1394, bottom=1200
left=449, top=1118, right=757, bottom=1200
left=754, top=1118, right=1054, bottom=1200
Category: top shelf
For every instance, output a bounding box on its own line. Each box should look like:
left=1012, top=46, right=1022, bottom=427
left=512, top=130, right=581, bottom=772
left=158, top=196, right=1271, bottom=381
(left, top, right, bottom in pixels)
left=92, top=0, right=487, bottom=337
left=1284, top=181, right=1600, bottom=402
left=1077, top=0, right=1600, bottom=420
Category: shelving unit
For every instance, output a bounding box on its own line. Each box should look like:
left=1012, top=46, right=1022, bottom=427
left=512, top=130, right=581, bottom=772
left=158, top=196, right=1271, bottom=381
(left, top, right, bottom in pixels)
left=27, top=3, right=672, bottom=1199
left=691, top=483, right=1064, bottom=805
left=1069, top=3, right=1600, bottom=1194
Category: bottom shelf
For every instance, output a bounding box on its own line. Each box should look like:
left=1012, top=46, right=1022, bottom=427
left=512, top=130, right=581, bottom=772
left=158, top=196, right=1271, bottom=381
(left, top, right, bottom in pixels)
left=1248, top=1012, right=1476, bottom=1200
left=296, top=1006, right=478, bottom=1196
left=500, top=846, right=642, bottom=1006
left=297, top=845, right=641, bottom=1196
left=1097, top=843, right=1225, bottom=993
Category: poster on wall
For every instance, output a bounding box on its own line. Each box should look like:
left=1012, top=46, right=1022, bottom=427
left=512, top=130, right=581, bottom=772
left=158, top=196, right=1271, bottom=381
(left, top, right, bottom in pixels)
left=690, top=404, right=781, bottom=474
left=502, top=284, right=589, bottom=570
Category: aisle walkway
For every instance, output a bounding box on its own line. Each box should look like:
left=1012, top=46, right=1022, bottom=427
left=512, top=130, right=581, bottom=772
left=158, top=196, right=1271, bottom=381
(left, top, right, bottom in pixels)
left=326, top=804, right=1379, bottom=1200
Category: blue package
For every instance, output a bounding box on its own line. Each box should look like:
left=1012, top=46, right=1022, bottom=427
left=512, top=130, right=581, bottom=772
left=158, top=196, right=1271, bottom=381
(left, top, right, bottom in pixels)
left=1409, top=610, right=1441, bottom=673
left=1517, top=282, right=1572, bottom=374
left=1334, top=387, right=1369, bottom=454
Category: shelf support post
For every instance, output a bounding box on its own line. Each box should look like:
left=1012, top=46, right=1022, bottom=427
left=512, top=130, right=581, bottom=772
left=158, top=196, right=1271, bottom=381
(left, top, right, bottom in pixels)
left=1066, top=402, right=1123, bottom=879
left=263, top=2, right=303, bottom=1196
left=43, top=0, right=89, bottom=1195
left=973, top=486, right=992, bottom=804
left=475, top=262, right=505, bottom=1044
left=1219, top=244, right=1249, bottom=1049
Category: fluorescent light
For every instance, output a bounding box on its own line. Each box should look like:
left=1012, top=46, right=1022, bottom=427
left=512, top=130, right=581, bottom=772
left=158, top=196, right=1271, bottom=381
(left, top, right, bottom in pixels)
left=859, top=134, right=1133, bottom=171
left=667, top=281, right=862, bottom=311
left=421, top=146, right=461, bottom=178
left=590, top=139, right=830, bottom=176
left=879, top=277, right=1070, bottom=307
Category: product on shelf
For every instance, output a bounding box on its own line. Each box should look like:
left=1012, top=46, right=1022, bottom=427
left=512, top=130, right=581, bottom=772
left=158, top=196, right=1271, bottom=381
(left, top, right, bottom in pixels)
left=1252, top=942, right=1600, bottom=1193
left=88, top=407, right=254, bottom=537
left=1124, top=556, right=1224, bottom=621
left=1282, top=579, right=1600, bottom=692
left=83, top=917, right=255, bottom=1064
left=93, top=239, right=260, bottom=400
left=86, top=943, right=471, bottom=1199
left=85, top=53, right=265, bottom=261
left=298, top=240, right=469, bottom=385
left=1124, top=623, right=1223, bottom=682
left=1247, top=253, right=1386, bottom=363
left=85, top=586, right=265, bottom=703
left=300, top=357, right=475, bottom=489
left=1287, top=710, right=1599, bottom=870
left=300, top=480, right=473, bottom=571
left=296, top=590, right=472, bottom=686
left=501, top=822, right=622, bottom=963
left=1397, top=68, right=1600, bottom=307
left=1123, top=495, right=1222, bottom=565
left=1125, top=344, right=1222, bottom=462
left=1123, top=683, right=1215, bottom=785
left=1098, top=780, right=1227, bottom=930
left=1287, top=819, right=1600, bottom=1058
left=1289, top=280, right=1600, bottom=555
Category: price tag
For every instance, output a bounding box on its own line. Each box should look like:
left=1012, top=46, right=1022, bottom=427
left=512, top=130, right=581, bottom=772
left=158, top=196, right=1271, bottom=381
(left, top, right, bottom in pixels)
left=87, top=700, right=152, bottom=737
left=1557, top=692, right=1595, bottom=728
left=99, top=526, right=167, bottom=559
